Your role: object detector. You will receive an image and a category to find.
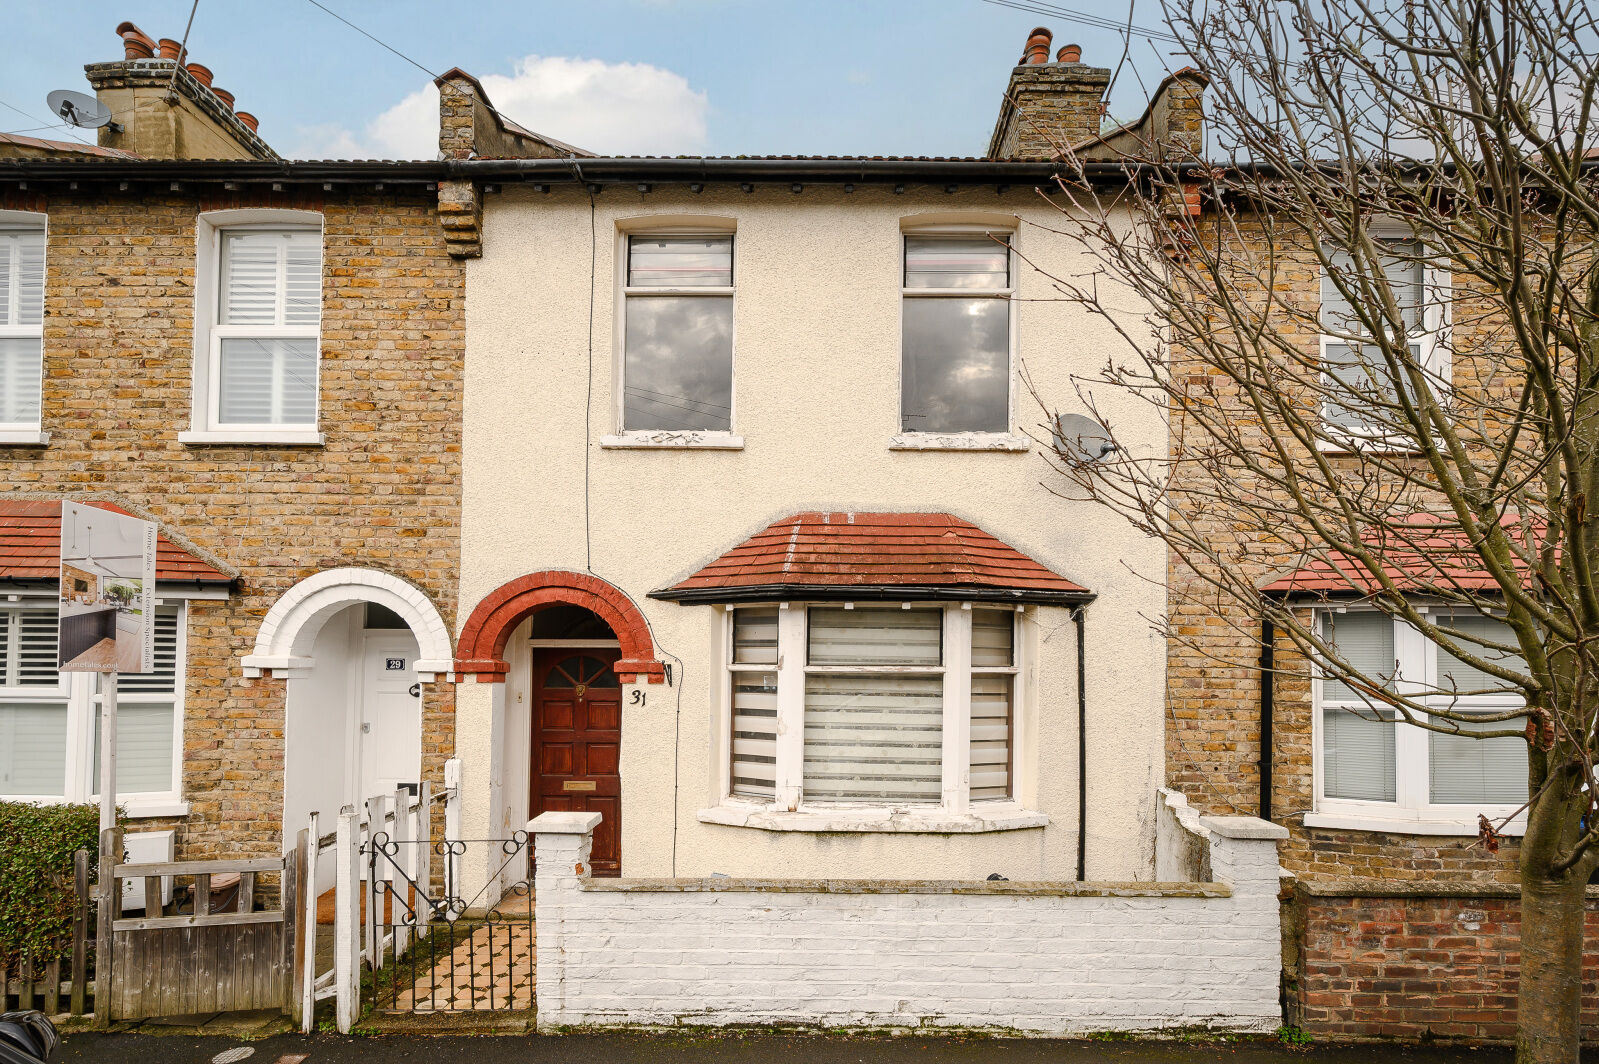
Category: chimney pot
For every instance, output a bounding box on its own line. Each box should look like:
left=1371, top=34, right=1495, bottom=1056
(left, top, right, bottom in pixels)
left=185, top=62, right=214, bottom=87
left=1023, top=26, right=1052, bottom=65
left=117, top=21, right=156, bottom=60
left=236, top=111, right=259, bottom=132
left=158, top=38, right=184, bottom=60
left=213, top=87, right=235, bottom=110
left=1057, top=43, right=1082, bottom=63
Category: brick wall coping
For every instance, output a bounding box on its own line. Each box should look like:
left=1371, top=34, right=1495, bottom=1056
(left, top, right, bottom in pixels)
left=1295, top=878, right=1599, bottom=900
left=576, top=877, right=1230, bottom=898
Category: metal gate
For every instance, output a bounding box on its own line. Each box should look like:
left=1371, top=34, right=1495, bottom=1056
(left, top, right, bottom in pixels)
left=361, top=829, right=535, bottom=1013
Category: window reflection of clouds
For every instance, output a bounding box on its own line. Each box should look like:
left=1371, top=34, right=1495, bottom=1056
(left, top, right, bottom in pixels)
left=901, top=299, right=1008, bottom=433
left=623, top=296, right=733, bottom=431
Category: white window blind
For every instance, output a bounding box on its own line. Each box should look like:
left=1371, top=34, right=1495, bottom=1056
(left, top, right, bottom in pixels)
left=803, top=609, right=943, bottom=803
left=1322, top=610, right=1395, bottom=701
left=729, top=608, right=778, bottom=799
left=0, top=226, right=45, bottom=426
left=969, top=609, right=1014, bottom=800
left=0, top=605, right=67, bottom=797
left=1434, top=614, right=1526, bottom=697
left=212, top=229, right=321, bottom=428
left=1429, top=717, right=1525, bottom=805
left=93, top=608, right=179, bottom=794
left=1323, top=706, right=1397, bottom=802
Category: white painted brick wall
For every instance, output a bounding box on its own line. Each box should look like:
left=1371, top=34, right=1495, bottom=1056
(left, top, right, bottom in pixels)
left=530, top=799, right=1287, bottom=1035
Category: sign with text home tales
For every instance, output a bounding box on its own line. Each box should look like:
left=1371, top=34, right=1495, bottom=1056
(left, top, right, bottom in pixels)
left=58, top=502, right=157, bottom=673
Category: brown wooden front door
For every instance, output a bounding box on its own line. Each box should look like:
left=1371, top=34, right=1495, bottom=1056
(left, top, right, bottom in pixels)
left=531, top=648, right=622, bottom=875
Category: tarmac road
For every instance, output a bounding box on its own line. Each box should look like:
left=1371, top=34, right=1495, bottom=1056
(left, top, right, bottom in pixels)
left=56, top=1031, right=1519, bottom=1064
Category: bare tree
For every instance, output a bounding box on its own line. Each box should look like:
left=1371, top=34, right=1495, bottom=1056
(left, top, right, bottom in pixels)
left=1032, top=1, right=1599, bottom=1061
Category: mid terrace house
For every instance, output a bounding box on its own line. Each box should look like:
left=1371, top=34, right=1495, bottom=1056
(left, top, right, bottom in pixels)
left=0, top=21, right=466, bottom=869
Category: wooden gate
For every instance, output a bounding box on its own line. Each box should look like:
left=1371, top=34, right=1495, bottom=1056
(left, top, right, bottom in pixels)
left=96, top=828, right=306, bottom=1022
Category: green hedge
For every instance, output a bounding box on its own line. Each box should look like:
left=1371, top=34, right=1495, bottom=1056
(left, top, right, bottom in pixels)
left=0, top=802, right=101, bottom=967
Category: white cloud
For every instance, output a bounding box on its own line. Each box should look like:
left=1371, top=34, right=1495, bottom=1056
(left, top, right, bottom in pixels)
left=289, top=55, right=709, bottom=159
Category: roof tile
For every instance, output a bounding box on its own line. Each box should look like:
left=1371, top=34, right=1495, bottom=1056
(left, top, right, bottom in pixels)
left=0, top=500, right=232, bottom=584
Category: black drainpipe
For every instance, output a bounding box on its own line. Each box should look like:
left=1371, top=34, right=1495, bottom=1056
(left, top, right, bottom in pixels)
left=1075, top=606, right=1088, bottom=881
left=1259, top=617, right=1274, bottom=822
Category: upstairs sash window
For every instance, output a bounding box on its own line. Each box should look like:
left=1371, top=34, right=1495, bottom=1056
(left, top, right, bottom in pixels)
left=0, top=222, right=45, bottom=431
left=901, top=233, right=1013, bottom=434
left=621, top=234, right=734, bottom=433
left=210, top=229, right=322, bottom=429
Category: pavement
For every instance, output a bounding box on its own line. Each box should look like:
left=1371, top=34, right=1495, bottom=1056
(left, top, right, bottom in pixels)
left=55, top=1031, right=1519, bottom=1064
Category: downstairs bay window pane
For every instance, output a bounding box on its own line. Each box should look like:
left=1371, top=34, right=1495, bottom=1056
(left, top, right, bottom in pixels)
left=730, top=671, right=778, bottom=799
left=1434, top=615, right=1526, bottom=699
left=972, top=609, right=1014, bottom=666
left=1322, top=706, right=1396, bottom=802
left=969, top=673, right=1011, bottom=800
left=622, top=296, right=733, bottom=431
left=803, top=673, right=943, bottom=803
left=218, top=337, right=318, bottom=425
left=732, top=608, right=778, bottom=666
left=1322, top=611, right=1395, bottom=702
left=808, top=608, right=942, bottom=666
left=0, top=337, right=42, bottom=424
left=1429, top=717, right=1526, bottom=805
left=94, top=702, right=176, bottom=794
left=901, top=298, right=1009, bottom=433
left=0, top=703, right=67, bottom=796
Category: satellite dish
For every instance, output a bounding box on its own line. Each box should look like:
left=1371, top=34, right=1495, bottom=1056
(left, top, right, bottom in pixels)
left=1052, top=412, right=1118, bottom=464
left=46, top=89, right=119, bottom=132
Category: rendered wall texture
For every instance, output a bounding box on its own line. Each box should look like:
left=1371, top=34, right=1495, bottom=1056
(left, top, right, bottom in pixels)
left=529, top=808, right=1286, bottom=1034
left=458, top=186, right=1169, bottom=882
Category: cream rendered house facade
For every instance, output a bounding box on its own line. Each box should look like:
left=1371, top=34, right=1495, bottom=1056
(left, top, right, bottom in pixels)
left=439, top=48, right=1204, bottom=884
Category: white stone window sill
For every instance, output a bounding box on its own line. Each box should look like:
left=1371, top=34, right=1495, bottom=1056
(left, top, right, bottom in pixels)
left=0, top=430, right=49, bottom=446
left=178, top=429, right=326, bottom=446
left=1304, top=810, right=1526, bottom=837
left=889, top=432, right=1031, bottom=452
left=601, top=432, right=744, bottom=450
left=698, top=801, right=1049, bottom=834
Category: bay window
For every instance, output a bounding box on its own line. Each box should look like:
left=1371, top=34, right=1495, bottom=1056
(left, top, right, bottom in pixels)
left=725, top=603, right=1020, bottom=815
left=0, top=600, right=186, bottom=811
left=1313, top=607, right=1527, bottom=831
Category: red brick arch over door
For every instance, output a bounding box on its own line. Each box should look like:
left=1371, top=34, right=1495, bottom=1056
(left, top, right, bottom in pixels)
left=453, top=570, right=666, bottom=684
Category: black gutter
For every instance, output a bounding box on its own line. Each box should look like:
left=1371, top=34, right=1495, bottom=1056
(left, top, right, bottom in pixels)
left=1075, top=605, right=1088, bottom=882
left=0, top=156, right=1149, bottom=188
left=1260, top=617, right=1274, bottom=822
left=649, top=583, right=1097, bottom=608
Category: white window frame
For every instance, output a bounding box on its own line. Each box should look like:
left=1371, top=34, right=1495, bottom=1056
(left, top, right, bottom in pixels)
left=0, top=595, right=189, bottom=818
left=1308, top=606, right=1527, bottom=836
left=603, top=221, right=742, bottom=450
left=892, top=221, right=1028, bottom=453
left=0, top=210, right=48, bottom=445
left=1317, top=227, right=1452, bottom=451
left=180, top=209, right=325, bottom=446
left=704, top=601, right=1045, bottom=833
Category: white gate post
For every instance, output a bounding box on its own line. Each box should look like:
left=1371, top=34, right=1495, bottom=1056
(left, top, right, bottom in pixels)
left=333, top=805, right=360, bottom=1034
left=365, top=794, right=389, bottom=970
left=391, top=787, right=411, bottom=960
left=301, top=810, right=319, bottom=1034
left=416, top=780, right=433, bottom=940
left=444, top=758, right=462, bottom=898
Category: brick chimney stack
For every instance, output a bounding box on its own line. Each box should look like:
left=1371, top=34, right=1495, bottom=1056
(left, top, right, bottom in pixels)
left=986, top=28, right=1112, bottom=160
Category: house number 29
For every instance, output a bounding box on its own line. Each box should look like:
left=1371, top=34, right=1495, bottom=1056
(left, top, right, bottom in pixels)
left=629, top=690, right=646, bottom=706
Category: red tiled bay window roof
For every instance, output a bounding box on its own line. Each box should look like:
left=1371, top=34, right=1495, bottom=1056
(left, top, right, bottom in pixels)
left=0, top=500, right=234, bottom=585
left=1259, top=515, right=1536, bottom=597
left=652, top=512, right=1093, bottom=606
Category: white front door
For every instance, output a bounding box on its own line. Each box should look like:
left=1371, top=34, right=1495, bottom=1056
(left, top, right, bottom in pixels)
left=358, top=632, right=422, bottom=802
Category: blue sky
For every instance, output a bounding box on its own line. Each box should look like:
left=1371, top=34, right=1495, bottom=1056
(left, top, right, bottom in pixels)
left=4, top=2, right=1181, bottom=160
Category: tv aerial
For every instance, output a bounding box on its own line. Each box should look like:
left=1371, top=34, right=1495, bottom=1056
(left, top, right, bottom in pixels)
left=45, top=89, right=121, bottom=133
left=1052, top=412, right=1119, bottom=465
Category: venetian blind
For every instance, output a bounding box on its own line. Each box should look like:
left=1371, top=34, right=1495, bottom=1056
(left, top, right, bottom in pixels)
left=969, top=609, right=1013, bottom=801
left=803, top=609, right=943, bottom=803
left=1429, top=717, right=1526, bottom=805
left=729, top=608, right=778, bottom=799
left=217, top=230, right=320, bottom=426
left=0, top=228, right=45, bottom=425
left=1322, top=611, right=1397, bottom=802
left=0, top=605, right=66, bottom=797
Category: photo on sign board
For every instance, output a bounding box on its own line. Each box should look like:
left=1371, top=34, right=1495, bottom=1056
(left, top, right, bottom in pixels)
left=58, top=502, right=157, bottom=673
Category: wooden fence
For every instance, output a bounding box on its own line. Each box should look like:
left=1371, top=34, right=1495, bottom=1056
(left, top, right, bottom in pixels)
left=0, top=849, right=93, bottom=1016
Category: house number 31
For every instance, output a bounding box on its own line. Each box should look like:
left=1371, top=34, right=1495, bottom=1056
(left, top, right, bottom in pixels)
left=629, top=690, right=646, bottom=706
